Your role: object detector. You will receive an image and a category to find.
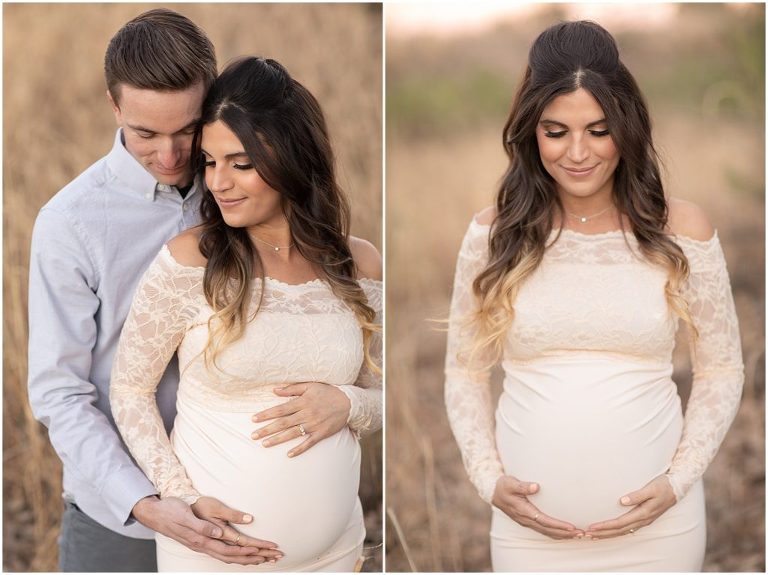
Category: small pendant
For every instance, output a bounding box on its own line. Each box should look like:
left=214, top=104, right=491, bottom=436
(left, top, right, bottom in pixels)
left=580, top=217, right=587, bottom=223
left=275, top=247, right=280, bottom=252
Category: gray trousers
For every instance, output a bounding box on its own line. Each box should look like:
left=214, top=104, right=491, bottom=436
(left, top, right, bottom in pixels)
left=59, top=501, right=157, bottom=572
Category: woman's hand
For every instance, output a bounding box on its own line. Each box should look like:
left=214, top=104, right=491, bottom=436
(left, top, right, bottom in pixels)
left=251, top=382, right=351, bottom=457
left=492, top=476, right=584, bottom=540
left=190, top=496, right=283, bottom=562
left=585, top=474, right=677, bottom=539
left=133, top=495, right=281, bottom=565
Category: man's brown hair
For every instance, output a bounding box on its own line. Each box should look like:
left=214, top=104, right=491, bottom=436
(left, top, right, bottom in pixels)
left=105, top=8, right=217, bottom=104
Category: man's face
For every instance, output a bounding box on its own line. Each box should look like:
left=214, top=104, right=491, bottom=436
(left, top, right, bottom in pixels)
left=108, top=82, right=206, bottom=187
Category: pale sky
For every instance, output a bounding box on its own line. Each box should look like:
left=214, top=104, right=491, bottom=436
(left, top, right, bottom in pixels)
left=386, top=3, right=683, bottom=37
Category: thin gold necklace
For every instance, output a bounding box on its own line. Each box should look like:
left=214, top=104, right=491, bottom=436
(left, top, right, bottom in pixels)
left=250, top=234, right=294, bottom=252
left=566, top=204, right=614, bottom=224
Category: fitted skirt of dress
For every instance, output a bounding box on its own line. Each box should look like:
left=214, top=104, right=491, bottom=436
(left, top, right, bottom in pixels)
left=156, top=389, right=364, bottom=572
left=492, top=355, right=706, bottom=572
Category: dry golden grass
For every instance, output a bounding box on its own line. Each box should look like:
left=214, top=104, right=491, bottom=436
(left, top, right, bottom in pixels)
left=3, top=4, right=382, bottom=571
left=386, top=5, right=764, bottom=572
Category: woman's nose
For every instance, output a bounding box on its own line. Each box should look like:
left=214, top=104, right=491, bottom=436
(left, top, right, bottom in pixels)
left=567, top=137, right=589, bottom=163
left=208, top=167, right=233, bottom=193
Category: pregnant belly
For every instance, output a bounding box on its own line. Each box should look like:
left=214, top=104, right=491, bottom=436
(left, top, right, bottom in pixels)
left=171, top=391, right=361, bottom=570
left=496, top=356, right=682, bottom=529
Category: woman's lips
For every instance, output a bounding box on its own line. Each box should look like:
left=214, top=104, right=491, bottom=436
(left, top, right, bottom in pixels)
left=562, top=165, right=598, bottom=177
left=216, top=197, right=247, bottom=208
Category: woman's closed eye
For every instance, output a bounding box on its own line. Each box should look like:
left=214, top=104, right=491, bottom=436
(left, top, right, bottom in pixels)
left=201, top=159, right=253, bottom=170
left=544, top=129, right=610, bottom=138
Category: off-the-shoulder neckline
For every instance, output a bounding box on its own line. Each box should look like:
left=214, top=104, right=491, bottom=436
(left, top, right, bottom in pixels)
left=158, top=245, right=382, bottom=288
left=468, top=216, right=720, bottom=245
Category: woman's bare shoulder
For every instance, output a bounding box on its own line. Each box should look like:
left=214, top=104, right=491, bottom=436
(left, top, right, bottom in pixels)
left=166, top=225, right=207, bottom=268
left=475, top=206, right=497, bottom=226
left=349, top=236, right=382, bottom=281
left=667, top=197, right=715, bottom=241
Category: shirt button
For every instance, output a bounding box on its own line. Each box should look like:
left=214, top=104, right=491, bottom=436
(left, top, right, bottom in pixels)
left=183, top=204, right=189, bottom=211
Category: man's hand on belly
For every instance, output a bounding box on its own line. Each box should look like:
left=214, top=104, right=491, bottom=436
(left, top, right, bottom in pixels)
left=584, top=474, right=677, bottom=539
left=492, top=476, right=585, bottom=540
left=132, top=495, right=283, bottom=565
left=251, top=381, right=351, bottom=456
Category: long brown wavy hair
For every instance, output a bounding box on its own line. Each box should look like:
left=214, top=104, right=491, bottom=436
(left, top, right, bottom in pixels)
left=470, top=21, right=695, bottom=362
left=192, top=57, right=378, bottom=370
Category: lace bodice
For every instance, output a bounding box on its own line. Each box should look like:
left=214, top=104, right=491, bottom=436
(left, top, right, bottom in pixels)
left=111, top=245, right=382, bottom=504
left=445, top=219, right=744, bottom=503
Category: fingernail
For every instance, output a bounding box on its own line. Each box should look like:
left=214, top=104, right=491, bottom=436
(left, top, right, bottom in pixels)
left=251, top=432, right=259, bottom=440
left=269, top=559, right=276, bottom=564
left=621, top=496, right=631, bottom=505
left=287, top=451, right=295, bottom=458
left=252, top=415, right=260, bottom=422
left=262, top=440, right=272, bottom=447
left=243, top=514, right=253, bottom=523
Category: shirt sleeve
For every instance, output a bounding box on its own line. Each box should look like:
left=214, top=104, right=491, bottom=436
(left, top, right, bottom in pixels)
left=109, top=247, right=202, bottom=505
left=444, top=221, right=505, bottom=504
left=666, top=233, right=745, bottom=500
left=336, top=280, right=382, bottom=438
left=27, top=207, right=157, bottom=525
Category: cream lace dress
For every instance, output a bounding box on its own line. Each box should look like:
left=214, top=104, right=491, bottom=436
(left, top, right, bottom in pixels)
left=111, top=245, right=381, bottom=572
left=445, top=218, right=743, bottom=572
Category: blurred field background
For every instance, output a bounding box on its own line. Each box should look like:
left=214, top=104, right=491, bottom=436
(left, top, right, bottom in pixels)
left=386, top=3, right=764, bottom=572
left=3, top=3, right=382, bottom=571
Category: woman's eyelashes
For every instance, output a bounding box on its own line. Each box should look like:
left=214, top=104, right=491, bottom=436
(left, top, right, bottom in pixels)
left=201, top=157, right=254, bottom=170
left=543, top=129, right=611, bottom=138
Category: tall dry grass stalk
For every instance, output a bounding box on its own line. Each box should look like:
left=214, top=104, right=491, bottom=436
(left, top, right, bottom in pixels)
left=4, top=4, right=382, bottom=571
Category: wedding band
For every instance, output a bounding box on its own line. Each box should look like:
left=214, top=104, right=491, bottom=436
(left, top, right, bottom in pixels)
left=628, top=528, right=636, bottom=534
left=533, top=513, right=540, bottom=522
left=298, top=424, right=307, bottom=436
left=234, top=533, right=241, bottom=545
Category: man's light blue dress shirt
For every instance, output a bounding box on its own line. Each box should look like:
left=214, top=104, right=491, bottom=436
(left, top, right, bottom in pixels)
left=28, top=129, right=203, bottom=538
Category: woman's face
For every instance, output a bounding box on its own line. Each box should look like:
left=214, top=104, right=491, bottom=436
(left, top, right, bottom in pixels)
left=201, top=120, right=284, bottom=230
left=535, top=88, right=620, bottom=204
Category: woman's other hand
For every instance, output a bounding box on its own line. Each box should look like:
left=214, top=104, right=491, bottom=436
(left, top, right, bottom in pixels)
left=190, top=496, right=281, bottom=558
left=134, top=495, right=282, bottom=565
left=251, top=382, right=351, bottom=456
left=492, top=476, right=584, bottom=540
left=585, top=474, right=677, bottom=539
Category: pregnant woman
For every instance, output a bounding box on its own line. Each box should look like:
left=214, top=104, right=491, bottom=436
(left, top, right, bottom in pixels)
left=445, top=21, right=743, bottom=571
left=111, top=57, right=382, bottom=571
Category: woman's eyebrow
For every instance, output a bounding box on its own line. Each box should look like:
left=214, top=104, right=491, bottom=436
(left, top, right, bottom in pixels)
left=200, top=148, right=249, bottom=159
left=539, top=118, right=608, bottom=129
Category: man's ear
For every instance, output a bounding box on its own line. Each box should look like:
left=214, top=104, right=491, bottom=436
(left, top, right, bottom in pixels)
left=106, top=89, right=121, bottom=123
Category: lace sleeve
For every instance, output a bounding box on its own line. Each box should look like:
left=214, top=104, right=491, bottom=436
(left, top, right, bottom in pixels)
left=444, top=220, right=505, bottom=504
left=337, top=279, right=382, bottom=438
left=110, top=247, right=203, bottom=505
left=666, top=233, right=744, bottom=500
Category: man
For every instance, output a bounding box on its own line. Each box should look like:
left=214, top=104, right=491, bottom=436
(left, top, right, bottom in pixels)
left=27, top=9, right=280, bottom=571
